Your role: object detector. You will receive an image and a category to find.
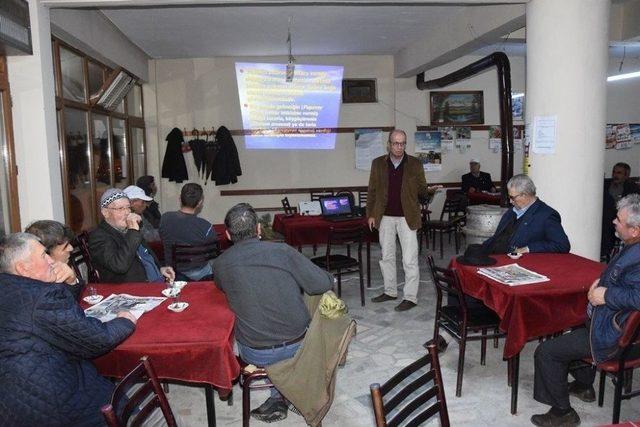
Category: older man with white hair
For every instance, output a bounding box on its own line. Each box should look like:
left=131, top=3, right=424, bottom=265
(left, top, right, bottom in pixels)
left=0, top=232, right=136, bottom=425
left=482, top=174, right=570, bottom=254
left=89, top=188, right=175, bottom=283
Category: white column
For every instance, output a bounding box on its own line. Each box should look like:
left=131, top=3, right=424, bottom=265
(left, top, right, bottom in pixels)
left=7, top=0, right=64, bottom=227
left=526, top=0, right=610, bottom=260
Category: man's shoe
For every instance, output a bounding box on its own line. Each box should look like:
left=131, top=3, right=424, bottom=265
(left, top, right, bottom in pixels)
left=250, top=397, right=288, bottom=423
left=568, top=381, right=596, bottom=403
left=394, top=300, right=417, bottom=312
left=371, top=293, right=397, bottom=303
left=530, top=408, right=580, bottom=427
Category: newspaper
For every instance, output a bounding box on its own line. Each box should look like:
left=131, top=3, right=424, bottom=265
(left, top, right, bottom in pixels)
left=477, top=263, right=550, bottom=286
left=84, top=293, right=166, bottom=322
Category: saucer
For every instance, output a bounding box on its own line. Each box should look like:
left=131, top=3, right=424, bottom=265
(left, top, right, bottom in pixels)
left=173, top=281, right=188, bottom=289
left=168, top=302, right=189, bottom=312
left=508, top=253, right=523, bottom=260
left=162, top=288, right=181, bottom=298
left=83, top=295, right=104, bottom=305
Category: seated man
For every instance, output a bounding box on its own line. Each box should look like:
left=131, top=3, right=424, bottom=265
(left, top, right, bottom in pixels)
left=482, top=174, right=570, bottom=254
left=0, top=233, right=136, bottom=425
left=136, top=175, right=162, bottom=229
left=213, top=203, right=333, bottom=422
left=124, top=185, right=160, bottom=242
left=461, top=158, right=496, bottom=193
left=531, top=194, right=640, bottom=427
left=160, top=183, right=217, bottom=281
left=25, top=220, right=84, bottom=297
left=89, top=188, right=175, bottom=283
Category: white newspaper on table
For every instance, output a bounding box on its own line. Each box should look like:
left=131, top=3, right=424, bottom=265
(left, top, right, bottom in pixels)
left=477, top=263, right=550, bottom=286
left=84, top=293, right=166, bottom=322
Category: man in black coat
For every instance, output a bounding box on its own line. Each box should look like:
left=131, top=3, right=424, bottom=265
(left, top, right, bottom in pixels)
left=461, top=158, right=496, bottom=194
left=601, top=162, right=640, bottom=260
left=89, top=188, right=175, bottom=283
left=0, top=233, right=137, bottom=426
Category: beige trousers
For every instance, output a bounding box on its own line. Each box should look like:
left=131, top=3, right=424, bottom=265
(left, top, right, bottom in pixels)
left=378, top=216, right=420, bottom=303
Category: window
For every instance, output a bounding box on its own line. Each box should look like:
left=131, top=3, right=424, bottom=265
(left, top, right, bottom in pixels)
left=53, top=39, right=145, bottom=231
left=0, top=56, right=21, bottom=233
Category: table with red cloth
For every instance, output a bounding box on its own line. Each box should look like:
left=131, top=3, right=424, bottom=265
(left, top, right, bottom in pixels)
left=147, top=223, right=231, bottom=263
left=467, top=191, right=501, bottom=205
left=272, top=213, right=378, bottom=287
left=451, top=253, right=605, bottom=414
left=82, top=282, right=240, bottom=427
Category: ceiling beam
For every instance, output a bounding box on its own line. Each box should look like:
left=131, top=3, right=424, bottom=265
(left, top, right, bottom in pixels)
left=42, top=0, right=528, bottom=7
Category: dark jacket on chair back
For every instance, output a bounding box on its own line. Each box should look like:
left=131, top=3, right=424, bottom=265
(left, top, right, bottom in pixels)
left=0, top=273, right=135, bottom=426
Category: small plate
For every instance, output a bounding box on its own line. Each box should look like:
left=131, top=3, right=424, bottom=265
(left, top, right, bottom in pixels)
left=173, top=281, right=188, bottom=289
left=162, top=288, right=181, bottom=298
left=508, top=253, right=523, bottom=260
left=83, top=294, right=104, bottom=305
left=168, top=302, right=189, bottom=312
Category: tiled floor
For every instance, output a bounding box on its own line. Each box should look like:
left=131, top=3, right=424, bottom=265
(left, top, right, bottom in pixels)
left=165, top=241, right=640, bottom=426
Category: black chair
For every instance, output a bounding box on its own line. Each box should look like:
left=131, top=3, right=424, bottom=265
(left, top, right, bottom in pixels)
left=583, top=311, right=640, bottom=423
left=69, top=231, right=100, bottom=283
left=417, top=194, right=433, bottom=254
left=310, top=190, right=333, bottom=202
left=281, top=197, right=297, bottom=215
left=239, top=362, right=272, bottom=427
left=311, top=225, right=365, bottom=306
left=428, top=255, right=505, bottom=397
left=370, top=344, right=450, bottom=427
left=101, top=356, right=177, bottom=427
left=425, top=191, right=466, bottom=258
left=171, top=241, right=220, bottom=281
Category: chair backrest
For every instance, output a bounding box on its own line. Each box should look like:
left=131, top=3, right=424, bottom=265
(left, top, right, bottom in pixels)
left=440, top=193, right=466, bottom=222
left=358, top=190, right=367, bottom=208
left=69, top=231, right=100, bottom=283
left=172, top=241, right=220, bottom=272
left=101, top=356, right=177, bottom=427
left=310, top=190, right=334, bottom=202
left=326, top=225, right=364, bottom=265
left=281, top=197, right=296, bottom=215
left=619, top=311, right=640, bottom=349
left=370, top=344, right=450, bottom=427
left=427, top=256, right=467, bottom=315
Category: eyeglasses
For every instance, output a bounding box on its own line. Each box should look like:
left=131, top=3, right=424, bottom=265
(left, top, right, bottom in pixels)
left=391, top=141, right=407, bottom=147
left=508, top=193, right=523, bottom=201
left=105, top=206, right=131, bottom=212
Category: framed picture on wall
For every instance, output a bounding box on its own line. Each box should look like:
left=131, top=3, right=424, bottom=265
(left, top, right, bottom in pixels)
left=429, top=90, right=484, bottom=125
left=342, top=79, right=377, bottom=103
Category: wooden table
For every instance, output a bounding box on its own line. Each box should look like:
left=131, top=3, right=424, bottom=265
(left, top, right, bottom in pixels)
left=451, top=253, right=605, bottom=414
left=83, top=282, right=240, bottom=427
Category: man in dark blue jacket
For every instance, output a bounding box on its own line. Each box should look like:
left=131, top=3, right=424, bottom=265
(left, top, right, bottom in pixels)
left=530, top=194, right=640, bottom=427
left=0, top=233, right=136, bottom=426
left=482, top=174, right=570, bottom=254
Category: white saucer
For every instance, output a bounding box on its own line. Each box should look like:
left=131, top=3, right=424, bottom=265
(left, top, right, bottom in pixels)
left=83, top=295, right=104, bottom=305
left=168, top=302, right=189, bottom=312
left=173, top=281, right=188, bottom=289
left=162, top=288, right=181, bottom=298
left=508, top=253, right=523, bottom=260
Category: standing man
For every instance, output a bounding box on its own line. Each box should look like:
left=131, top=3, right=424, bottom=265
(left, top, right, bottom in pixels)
left=602, top=162, right=639, bottom=260
left=531, top=194, right=640, bottom=427
left=367, top=129, right=437, bottom=312
left=461, top=158, right=496, bottom=193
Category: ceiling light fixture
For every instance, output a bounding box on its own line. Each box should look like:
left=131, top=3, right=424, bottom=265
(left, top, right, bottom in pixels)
left=286, top=16, right=295, bottom=83
left=607, top=71, right=640, bottom=82
left=512, top=92, right=525, bottom=99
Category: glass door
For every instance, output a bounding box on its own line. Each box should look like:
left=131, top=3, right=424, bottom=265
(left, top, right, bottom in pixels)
left=0, top=56, right=20, bottom=234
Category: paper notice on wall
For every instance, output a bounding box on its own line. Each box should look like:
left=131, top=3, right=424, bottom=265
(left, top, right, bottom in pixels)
left=630, top=124, right=640, bottom=144
left=532, top=115, right=557, bottom=154
left=615, top=124, right=632, bottom=150
left=355, top=129, right=385, bottom=170
left=605, top=124, right=616, bottom=149
left=415, top=131, right=442, bottom=171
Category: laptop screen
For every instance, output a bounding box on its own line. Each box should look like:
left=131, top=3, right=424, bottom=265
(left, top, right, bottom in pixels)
left=320, top=195, right=353, bottom=216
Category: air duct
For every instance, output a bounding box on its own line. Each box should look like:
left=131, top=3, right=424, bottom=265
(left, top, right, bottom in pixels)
left=90, top=67, right=137, bottom=111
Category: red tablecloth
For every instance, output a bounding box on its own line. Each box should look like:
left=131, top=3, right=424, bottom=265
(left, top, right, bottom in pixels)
left=467, top=191, right=501, bottom=205
left=147, top=223, right=231, bottom=262
left=272, top=214, right=377, bottom=246
left=83, top=282, right=240, bottom=390
left=451, top=253, right=605, bottom=358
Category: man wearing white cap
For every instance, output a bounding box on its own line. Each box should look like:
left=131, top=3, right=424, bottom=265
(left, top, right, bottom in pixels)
left=461, top=158, right=496, bottom=194
left=123, top=185, right=160, bottom=242
left=88, top=188, right=175, bottom=283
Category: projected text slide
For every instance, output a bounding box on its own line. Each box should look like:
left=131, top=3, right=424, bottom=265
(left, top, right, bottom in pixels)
left=235, top=63, right=344, bottom=150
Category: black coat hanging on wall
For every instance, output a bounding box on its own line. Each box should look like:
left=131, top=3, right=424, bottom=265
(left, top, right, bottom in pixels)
left=212, top=126, right=242, bottom=186
left=161, top=128, right=189, bottom=183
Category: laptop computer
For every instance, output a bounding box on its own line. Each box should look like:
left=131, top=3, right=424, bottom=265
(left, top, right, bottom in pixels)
left=320, top=195, right=358, bottom=222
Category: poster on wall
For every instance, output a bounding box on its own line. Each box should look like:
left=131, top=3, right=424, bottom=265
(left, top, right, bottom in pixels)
left=513, top=127, right=523, bottom=151
left=415, top=131, right=442, bottom=171
left=488, top=126, right=502, bottom=151
left=605, top=125, right=616, bottom=149
left=439, top=127, right=455, bottom=151
left=354, top=129, right=385, bottom=170
left=631, top=124, right=640, bottom=144
left=615, top=124, right=632, bottom=150
left=512, top=95, right=524, bottom=121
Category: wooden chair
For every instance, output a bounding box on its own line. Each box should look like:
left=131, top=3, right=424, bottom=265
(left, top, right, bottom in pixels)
left=425, top=192, right=466, bottom=258
left=171, top=241, right=220, bottom=281
left=69, top=231, right=100, bottom=283
left=281, top=197, right=297, bottom=215
left=417, top=194, right=433, bottom=254
left=370, top=344, right=450, bottom=427
left=239, top=362, right=272, bottom=427
left=311, top=225, right=365, bottom=306
left=585, top=311, right=640, bottom=423
left=428, top=256, right=505, bottom=397
left=101, top=356, right=177, bottom=427
left=310, top=190, right=333, bottom=202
